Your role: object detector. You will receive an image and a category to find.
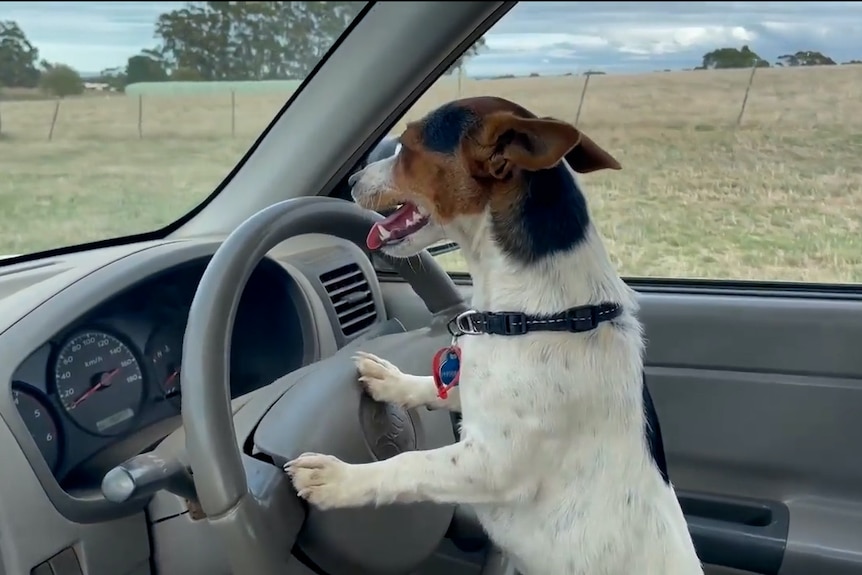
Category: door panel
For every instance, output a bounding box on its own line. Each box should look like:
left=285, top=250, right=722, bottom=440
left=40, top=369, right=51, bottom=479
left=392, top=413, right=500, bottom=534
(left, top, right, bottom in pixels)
left=378, top=279, right=862, bottom=575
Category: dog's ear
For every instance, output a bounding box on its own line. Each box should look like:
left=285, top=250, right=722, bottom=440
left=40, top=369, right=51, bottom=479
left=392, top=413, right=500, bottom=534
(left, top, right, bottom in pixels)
left=564, top=131, right=622, bottom=174
left=478, top=112, right=581, bottom=175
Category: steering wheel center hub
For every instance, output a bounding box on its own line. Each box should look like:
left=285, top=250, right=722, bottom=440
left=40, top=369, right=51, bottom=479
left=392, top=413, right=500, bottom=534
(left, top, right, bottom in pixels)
left=359, top=395, right=418, bottom=459
left=253, top=347, right=454, bottom=574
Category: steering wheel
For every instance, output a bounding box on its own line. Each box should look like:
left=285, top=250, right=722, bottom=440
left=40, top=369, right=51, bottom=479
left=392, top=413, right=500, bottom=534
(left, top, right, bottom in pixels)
left=181, top=196, right=470, bottom=574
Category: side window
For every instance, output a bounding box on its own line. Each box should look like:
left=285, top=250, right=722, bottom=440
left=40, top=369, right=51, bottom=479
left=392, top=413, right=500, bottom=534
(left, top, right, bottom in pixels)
left=396, top=2, right=862, bottom=285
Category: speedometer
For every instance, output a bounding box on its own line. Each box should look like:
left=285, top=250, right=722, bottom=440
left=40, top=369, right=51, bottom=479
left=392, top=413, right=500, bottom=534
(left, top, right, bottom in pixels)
left=53, top=330, right=145, bottom=436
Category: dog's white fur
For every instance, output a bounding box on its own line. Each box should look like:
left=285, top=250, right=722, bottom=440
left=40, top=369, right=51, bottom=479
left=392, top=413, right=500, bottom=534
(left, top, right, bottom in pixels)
left=287, top=146, right=703, bottom=574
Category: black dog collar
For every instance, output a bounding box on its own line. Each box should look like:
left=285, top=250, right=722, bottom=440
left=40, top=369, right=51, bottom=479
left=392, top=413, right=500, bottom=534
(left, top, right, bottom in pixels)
left=448, top=302, right=622, bottom=337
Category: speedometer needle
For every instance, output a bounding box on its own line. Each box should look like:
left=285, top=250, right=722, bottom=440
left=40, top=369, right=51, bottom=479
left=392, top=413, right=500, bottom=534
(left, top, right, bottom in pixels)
left=71, top=368, right=119, bottom=409
left=164, top=369, right=180, bottom=388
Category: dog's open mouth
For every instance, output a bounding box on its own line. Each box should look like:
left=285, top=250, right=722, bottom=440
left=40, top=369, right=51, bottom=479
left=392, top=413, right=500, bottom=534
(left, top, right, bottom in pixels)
left=366, top=202, right=430, bottom=251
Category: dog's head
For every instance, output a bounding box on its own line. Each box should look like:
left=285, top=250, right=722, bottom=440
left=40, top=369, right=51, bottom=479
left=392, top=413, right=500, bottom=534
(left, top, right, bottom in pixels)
left=350, top=96, right=621, bottom=261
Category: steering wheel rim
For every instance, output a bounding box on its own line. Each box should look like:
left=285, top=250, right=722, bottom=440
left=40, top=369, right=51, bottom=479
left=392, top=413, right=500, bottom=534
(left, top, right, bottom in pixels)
left=181, top=196, right=466, bottom=573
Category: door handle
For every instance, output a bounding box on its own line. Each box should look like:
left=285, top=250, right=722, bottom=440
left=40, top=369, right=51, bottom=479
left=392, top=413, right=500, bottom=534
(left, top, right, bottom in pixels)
left=678, top=490, right=789, bottom=575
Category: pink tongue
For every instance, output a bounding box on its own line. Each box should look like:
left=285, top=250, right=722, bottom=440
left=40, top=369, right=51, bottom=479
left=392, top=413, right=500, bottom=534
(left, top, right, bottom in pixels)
left=366, top=224, right=385, bottom=251
left=366, top=203, right=420, bottom=250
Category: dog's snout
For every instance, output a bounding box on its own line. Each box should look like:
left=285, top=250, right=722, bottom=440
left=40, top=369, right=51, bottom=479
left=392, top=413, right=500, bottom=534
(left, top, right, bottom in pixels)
left=348, top=156, right=397, bottom=207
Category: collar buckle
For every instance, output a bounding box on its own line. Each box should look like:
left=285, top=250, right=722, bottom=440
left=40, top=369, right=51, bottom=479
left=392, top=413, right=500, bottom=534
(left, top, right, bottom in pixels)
left=449, top=310, right=483, bottom=336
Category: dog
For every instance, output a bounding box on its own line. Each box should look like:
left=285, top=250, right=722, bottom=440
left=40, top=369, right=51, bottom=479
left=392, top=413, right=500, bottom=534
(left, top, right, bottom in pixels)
left=285, top=96, right=703, bottom=575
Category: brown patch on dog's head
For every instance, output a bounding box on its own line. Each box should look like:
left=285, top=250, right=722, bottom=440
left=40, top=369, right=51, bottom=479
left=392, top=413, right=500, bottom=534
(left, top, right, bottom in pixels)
left=378, top=96, right=621, bottom=225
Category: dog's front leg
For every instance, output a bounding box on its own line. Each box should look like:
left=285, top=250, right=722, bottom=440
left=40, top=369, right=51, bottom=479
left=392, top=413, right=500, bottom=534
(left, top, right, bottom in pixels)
left=354, top=351, right=461, bottom=412
left=286, top=439, right=509, bottom=509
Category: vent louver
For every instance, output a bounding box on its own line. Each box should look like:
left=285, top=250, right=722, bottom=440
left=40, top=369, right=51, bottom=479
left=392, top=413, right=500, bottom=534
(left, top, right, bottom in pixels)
left=320, top=263, right=377, bottom=337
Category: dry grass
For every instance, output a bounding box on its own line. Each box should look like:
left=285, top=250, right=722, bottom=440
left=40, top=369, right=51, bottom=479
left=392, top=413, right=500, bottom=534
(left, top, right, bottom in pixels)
left=2, top=65, right=862, bottom=283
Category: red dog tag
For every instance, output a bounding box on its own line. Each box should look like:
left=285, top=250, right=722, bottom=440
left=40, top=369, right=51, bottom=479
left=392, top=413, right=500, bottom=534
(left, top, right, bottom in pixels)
left=432, top=345, right=461, bottom=399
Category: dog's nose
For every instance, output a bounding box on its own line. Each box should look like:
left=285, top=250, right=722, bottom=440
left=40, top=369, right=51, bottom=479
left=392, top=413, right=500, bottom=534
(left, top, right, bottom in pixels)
left=348, top=169, right=363, bottom=188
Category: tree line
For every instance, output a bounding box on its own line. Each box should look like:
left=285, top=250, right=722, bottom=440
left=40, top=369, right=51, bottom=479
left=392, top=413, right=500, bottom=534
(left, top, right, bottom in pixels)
left=0, top=1, right=484, bottom=98
left=697, top=45, right=859, bottom=69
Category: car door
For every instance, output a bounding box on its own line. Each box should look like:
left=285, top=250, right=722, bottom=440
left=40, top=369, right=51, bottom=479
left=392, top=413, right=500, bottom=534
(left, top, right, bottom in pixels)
left=348, top=2, right=862, bottom=574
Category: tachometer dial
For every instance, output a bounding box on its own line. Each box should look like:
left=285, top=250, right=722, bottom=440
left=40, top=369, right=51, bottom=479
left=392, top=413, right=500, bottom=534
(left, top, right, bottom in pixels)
left=54, top=330, right=145, bottom=436
left=12, top=383, right=61, bottom=471
left=145, top=324, right=184, bottom=409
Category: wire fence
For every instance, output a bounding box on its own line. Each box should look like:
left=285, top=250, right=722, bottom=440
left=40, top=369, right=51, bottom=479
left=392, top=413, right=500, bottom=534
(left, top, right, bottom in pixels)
left=2, top=64, right=862, bottom=143
left=3, top=64, right=862, bottom=281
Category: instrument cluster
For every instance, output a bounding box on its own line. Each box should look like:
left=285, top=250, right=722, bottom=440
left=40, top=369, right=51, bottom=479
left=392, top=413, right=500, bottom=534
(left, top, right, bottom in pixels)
left=13, top=321, right=187, bottom=476
left=10, top=257, right=307, bottom=486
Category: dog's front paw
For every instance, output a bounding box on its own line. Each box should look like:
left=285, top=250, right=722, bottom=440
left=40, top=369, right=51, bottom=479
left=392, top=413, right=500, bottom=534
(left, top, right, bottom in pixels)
left=285, top=453, right=371, bottom=509
left=353, top=351, right=415, bottom=407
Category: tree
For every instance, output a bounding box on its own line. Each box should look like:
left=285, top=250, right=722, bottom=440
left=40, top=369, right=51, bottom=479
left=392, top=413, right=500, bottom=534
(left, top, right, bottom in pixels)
left=0, top=21, right=40, bottom=88
left=126, top=53, right=168, bottom=84
left=699, top=45, right=769, bottom=69
left=40, top=63, right=84, bottom=98
left=151, top=2, right=365, bottom=81
left=446, top=37, right=486, bottom=75
left=777, top=51, right=836, bottom=67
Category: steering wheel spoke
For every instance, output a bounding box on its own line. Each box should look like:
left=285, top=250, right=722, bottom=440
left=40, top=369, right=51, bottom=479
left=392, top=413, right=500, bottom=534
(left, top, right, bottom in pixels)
left=207, top=454, right=304, bottom=570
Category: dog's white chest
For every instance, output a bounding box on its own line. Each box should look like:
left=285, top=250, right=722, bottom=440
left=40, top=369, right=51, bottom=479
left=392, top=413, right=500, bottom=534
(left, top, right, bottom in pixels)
left=450, top=334, right=701, bottom=575
left=455, top=334, right=590, bottom=428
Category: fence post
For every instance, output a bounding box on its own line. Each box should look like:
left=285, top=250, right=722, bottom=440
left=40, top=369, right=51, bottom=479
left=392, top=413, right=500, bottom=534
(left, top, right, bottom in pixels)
left=575, top=73, right=591, bottom=127
left=231, top=90, right=236, bottom=137
left=48, top=99, right=61, bottom=142
left=736, top=63, right=759, bottom=128
left=137, top=94, right=143, bottom=139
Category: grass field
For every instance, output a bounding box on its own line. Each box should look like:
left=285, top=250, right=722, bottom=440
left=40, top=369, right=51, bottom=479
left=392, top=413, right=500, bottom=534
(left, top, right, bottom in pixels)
left=2, top=66, right=862, bottom=283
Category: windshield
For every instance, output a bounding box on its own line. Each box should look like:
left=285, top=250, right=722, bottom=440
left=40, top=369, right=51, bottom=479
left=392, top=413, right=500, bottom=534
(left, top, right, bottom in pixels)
left=0, top=1, right=366, bottom=257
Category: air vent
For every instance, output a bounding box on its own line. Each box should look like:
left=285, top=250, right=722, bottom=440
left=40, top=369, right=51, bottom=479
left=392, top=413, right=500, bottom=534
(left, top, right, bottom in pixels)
left=319, top=263, right=378, bottom=337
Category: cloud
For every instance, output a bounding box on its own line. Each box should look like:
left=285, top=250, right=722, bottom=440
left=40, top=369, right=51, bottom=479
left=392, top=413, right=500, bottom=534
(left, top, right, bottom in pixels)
left=611, top=25, right=756, bottom=55
left=468, top=2, right=862, bottom=76
left=4, top=2, right=172, bottom=71
left=485, top=33, right=610, bottom=52
left=486, top=25, right=756, bottom=56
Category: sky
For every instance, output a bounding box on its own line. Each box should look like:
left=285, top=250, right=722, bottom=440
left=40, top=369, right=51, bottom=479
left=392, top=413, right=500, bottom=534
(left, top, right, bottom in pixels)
left=4, top=1, right=862, bottom=78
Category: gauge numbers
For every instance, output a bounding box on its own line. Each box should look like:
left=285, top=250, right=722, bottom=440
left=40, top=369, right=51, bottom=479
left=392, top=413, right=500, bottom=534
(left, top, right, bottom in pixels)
left=145, top=324, right=184, bottom=410
left=12, top=383, right=61, bottom=471
left=54, top=330, right=145, bottom=436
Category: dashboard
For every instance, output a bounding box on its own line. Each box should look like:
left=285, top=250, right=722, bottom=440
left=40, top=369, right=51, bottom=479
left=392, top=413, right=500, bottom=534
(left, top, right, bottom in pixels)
left=10, top=257, right=305, bottom=487
left=1, top=234, right=388, bottom=504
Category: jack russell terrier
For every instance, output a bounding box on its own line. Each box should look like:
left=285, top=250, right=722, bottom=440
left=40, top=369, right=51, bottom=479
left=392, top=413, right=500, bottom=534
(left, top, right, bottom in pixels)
left=285, top=96, right=703, bottom=575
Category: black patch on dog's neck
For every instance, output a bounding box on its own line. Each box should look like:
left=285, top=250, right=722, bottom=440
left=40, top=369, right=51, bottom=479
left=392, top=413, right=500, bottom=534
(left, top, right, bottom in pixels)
left=490, top=162, right=590, bottom=265
left=642, top=376, right=670, bottom=485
